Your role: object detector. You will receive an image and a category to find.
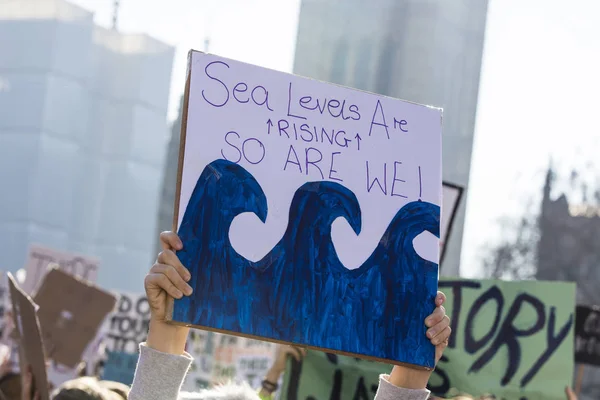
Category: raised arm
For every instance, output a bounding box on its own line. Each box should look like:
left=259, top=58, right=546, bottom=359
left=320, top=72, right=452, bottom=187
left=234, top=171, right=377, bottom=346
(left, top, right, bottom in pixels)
left=129, top=231, right=194, bottom=400
left=374, top=291, right=451, bottom=400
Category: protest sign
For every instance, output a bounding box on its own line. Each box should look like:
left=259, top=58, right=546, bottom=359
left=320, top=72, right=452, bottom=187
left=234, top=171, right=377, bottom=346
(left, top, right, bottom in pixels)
left=101, top=351, right=138, bottom=385
left=281, top=350, right=385, bottom=400
left=34, top=266, right=116, bottom=368
left=0, top=272, right=8, bottom=341
left=236, top=354, right=271, bottom=389
left=574, top=305, right=600, bottom=366
left=170, top=50, right=443, bottom=367
left=183, top=331, right=276, bottom=391
left=184, top=329, right=217, bottom=389
left=23, top=244, right=99, bottom=294
left=281, top=279, right=575, bottom=400
left=431, top=279, right=575, bottom=400
left=103, top=292, right=150, bottom=354
left=233, top=338, right=276, bottom=388
left=440, top=182, right=463, bottom=264
left=7, top=273, right=49, bottom=400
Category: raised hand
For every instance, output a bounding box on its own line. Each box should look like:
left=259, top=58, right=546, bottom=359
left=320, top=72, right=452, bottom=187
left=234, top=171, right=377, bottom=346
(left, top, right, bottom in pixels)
left=425, top=291, right=451, bottom=364
left=144, top=231, right=192, bottom=355
left=144, top=231, right=192, bottom=322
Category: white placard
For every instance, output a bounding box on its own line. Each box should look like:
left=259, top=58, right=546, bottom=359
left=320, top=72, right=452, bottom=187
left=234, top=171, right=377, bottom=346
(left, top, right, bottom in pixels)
left=22, top=244, right=99, bottom=294
left=178, top=51, right=442, bottom=269
left=101, top=292, right=149, bottom=354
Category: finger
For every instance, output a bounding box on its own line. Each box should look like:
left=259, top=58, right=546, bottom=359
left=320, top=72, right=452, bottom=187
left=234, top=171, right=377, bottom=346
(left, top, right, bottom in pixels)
left=436, top=291, right=446, bottom=307
left=425, top=305, right=445, bottom=327
left=145, top=273, right=183, bottom=299
left=150, top=264, right=193, bottom=296
left=157, top=250, right=191, bottom=282
left=160, top=231, right=183, bottom=251
left=289, top=346, right=303, bottom=361
left=431, top=326, right=451, bottom=346
left=427, top=315, right=450, bottom=339
left=25, top=369, right=32, bottom=384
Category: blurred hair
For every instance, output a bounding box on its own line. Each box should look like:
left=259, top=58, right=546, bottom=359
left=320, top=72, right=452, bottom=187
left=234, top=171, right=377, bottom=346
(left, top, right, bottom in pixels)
left=179, top=382, right=259, bottom=400
left=98, top=381, right=129, bottom=400
left=51, top=377, right=121, bottom=400
left=429, top=396, right=495, bottom=400
left=0, top=373, right=21, bottom=400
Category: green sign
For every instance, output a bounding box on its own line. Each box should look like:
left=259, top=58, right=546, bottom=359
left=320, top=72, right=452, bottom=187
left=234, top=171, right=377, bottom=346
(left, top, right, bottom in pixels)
left=280, top=279, right=575, bottom=400
left=281, top=350, right=387, bottom=400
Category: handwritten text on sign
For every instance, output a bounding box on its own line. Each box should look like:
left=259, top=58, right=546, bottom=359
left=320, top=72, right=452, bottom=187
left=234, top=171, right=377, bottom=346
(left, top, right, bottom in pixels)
left=102, top=293, right=149, bottom=354
left=431, top=280, right=575, bottom=400
left=282, top=350, right=385, bottom=400
left=23, top=244, right=99, bottom=294
left=281, top=279, right=575, bottom=400
left=180, top=51, right=441, bottom=267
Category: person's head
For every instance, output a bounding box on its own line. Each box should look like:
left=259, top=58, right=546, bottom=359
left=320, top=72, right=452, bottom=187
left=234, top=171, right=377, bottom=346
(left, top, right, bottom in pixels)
left=0, top=373, right=20, bottom=400
left=179, top=382, right=260, bottom=400
left=97, top=381, right=129, bottom=400
left=51, top=377, right=121, bottom=400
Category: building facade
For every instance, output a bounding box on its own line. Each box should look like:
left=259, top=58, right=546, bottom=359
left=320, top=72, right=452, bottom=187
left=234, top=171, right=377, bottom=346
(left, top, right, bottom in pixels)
left=292, top=0, right=489, bottom=276
left=536, top=168, right=600, bottom=400
left=537, top=168, right=600, bottom=305
left=155, top=96, right=183, bottom=251
left=0, top=0, right=174, bottom=291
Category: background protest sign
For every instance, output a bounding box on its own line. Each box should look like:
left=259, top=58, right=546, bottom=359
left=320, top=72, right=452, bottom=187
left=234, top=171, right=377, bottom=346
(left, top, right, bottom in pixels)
left=431, top=279, right=575, bottom=400
left=282, top=279, right=575, bottom=400
left=440, top=182, right=463, bottom=265
left=81, top=292, right=150, bottom=386
left=184, top=329, right=217, bottom=389
left=281, top=350, right=385, bottom=400
left=0, top=272, right=9, bottom=342
left=574, top=305, right=600, bottom=366
left=34, top=267, right=116, bottom=368
left=7, top=273, right=50, bottom=400
left=101, top=351, right=138, bottom=385
left=102, top=292, right=150, bottom=354
left=171, top=50, right=442, bottom=367
left=233, top=338, right=276, bottom=388
left=23, top=244, right=99, bottom=294
left=183, top=331, right=276, bottom=391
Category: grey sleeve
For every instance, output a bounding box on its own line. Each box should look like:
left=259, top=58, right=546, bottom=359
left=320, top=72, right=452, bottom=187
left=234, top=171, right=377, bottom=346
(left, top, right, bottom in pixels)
left=373, top=374, right=431, bottom=400
left=128, top=343, right=193, bottom=400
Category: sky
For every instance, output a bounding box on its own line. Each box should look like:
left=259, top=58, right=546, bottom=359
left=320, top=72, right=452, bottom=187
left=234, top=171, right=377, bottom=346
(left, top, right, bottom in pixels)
left=68, top=0, right=600, bottom=278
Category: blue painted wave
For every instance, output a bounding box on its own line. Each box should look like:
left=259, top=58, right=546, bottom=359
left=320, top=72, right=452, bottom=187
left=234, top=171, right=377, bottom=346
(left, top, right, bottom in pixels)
left=173, top=159, right=439, bottom=367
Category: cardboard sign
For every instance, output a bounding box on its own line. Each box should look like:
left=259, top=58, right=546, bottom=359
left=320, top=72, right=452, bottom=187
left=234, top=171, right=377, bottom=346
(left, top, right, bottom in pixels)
left=440, top=182, right=463, bottom=264
left=170, top=50, right=443, bottom=367
left=33, top=267, right=116, bottom=369
left=0, top=272, right=9, bottom=342
left=7, top=273, right=50, bottom=400
left=431, top=279, right=575, bottom=400
left=101, top=351, right=138, bottom=385
left=574, top=305, right=600, bottom=366
left=103, top=292, right=150, bottom=354
left=23, top=244, right=99, bottom=294
left=281, top=279, right=576, bottom=400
